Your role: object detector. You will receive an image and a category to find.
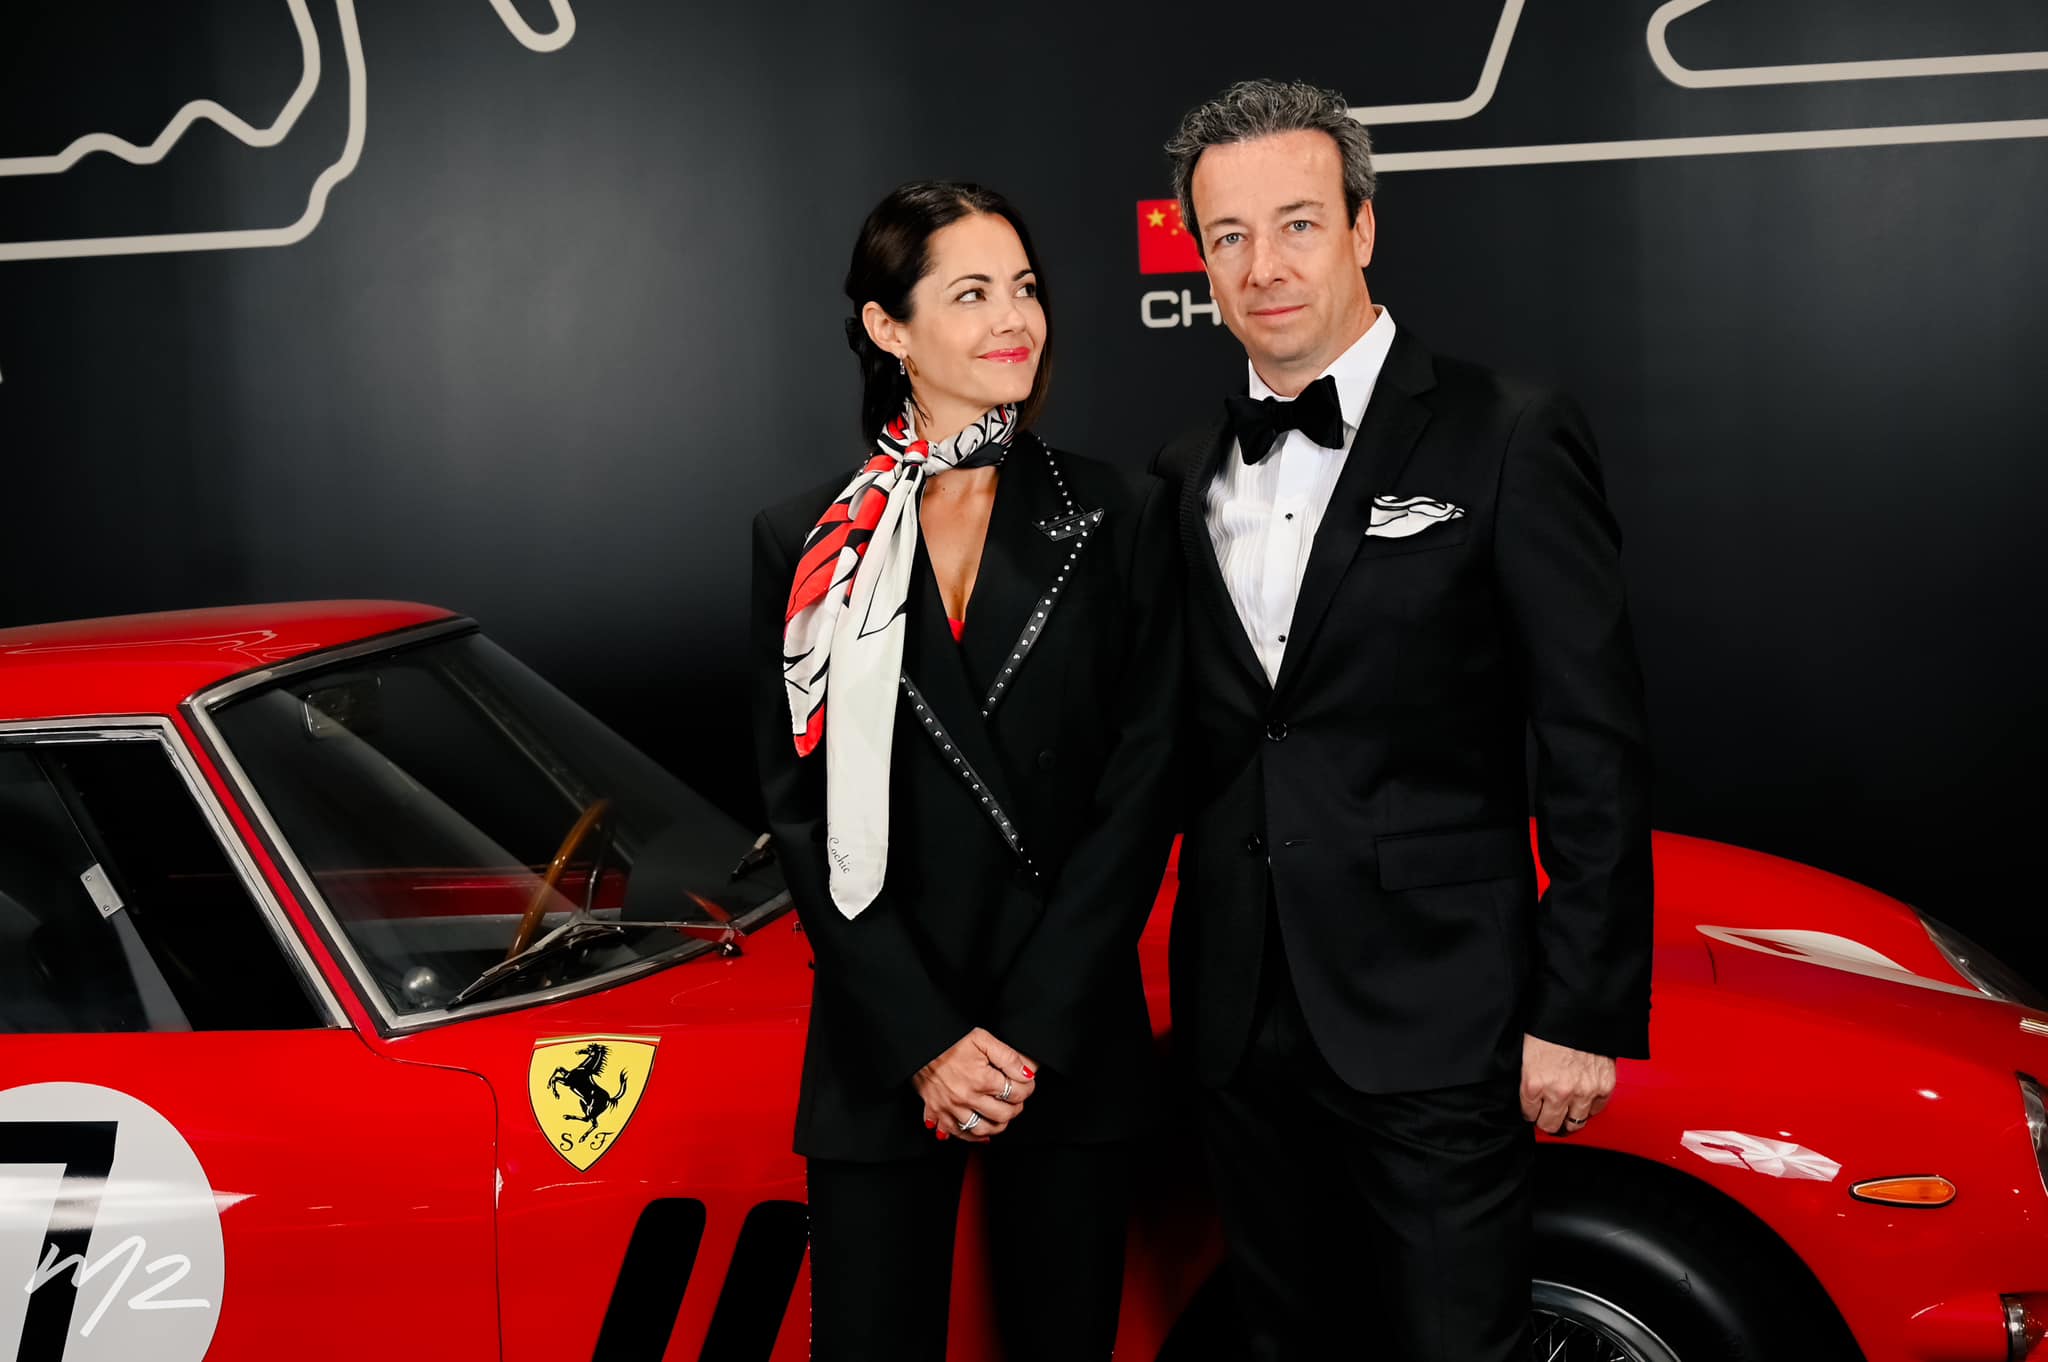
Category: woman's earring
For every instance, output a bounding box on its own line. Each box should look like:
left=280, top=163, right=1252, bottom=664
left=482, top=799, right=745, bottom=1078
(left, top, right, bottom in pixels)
left=898, top=357, right=906, bottom=376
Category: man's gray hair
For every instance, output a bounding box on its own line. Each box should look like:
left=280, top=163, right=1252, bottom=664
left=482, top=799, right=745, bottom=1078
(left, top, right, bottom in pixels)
left=1165, top=78, right=1376, bottom=251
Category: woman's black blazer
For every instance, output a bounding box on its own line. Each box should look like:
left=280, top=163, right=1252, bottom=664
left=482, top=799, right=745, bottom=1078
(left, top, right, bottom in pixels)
left=751, top=432, right=1182, bottom=1161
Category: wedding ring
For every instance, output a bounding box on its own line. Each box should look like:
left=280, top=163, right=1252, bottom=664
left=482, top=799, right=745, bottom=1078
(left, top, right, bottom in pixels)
left=1564, top=1115, right=1588, bottom=1127
left=958, top=1111, right=982, bottom=1132
left=999, top=1079, right=1014, bottom=1102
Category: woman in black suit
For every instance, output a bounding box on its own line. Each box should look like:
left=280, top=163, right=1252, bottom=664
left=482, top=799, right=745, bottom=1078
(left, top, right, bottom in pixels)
left=750, top=181, right=1181, bottom=1361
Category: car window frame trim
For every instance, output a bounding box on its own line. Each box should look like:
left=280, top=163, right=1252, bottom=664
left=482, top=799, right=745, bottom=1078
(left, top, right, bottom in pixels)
left=184, top=618, right=787, bottom=1036
left=0, top=714, right=350, bottom=1029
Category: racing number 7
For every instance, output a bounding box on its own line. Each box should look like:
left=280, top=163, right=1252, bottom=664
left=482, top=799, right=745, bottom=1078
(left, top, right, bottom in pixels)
left=0, top=1121, right=118, bottom=1362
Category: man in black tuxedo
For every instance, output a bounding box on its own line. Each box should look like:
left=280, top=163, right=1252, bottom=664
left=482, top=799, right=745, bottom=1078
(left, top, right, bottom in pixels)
left=1153, top=79, right=1653, bottom=1359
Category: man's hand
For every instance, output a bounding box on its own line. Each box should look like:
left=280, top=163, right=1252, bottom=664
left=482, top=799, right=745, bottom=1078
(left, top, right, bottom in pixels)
left=1521, top=1034, right=1616, bottom=1135
left=914, top=1027, right=1038, bottom=1143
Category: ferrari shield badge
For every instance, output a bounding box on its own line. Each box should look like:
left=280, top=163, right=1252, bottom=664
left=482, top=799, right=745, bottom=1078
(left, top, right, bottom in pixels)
left=528, top=1034, right=658, bottom=1170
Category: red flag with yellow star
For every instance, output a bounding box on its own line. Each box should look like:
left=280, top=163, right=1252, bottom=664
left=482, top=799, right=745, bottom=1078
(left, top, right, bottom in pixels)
left=1136, top=198, right=1203, bottom=275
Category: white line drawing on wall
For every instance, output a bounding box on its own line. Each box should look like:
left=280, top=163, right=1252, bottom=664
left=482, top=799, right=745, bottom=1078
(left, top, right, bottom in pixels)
left=1347, top=0, right=1526, bottom=125
left=0, top=1, right=324, bottom=179
left=487, top=0, right=577, bottom=53
left=0, top=0, right=577, bottom=264
left=1353, top=0, right=2048, bottom=173
left=1646, top=0, right=2048, bottom=89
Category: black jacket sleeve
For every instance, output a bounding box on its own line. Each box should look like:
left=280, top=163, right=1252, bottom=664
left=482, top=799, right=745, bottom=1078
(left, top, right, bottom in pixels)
left=991, top=476, right=1184, bottom=1072
left=750, top=509, right=971, bottom=1090
left=1493, top=394, right=1655, bottom=1060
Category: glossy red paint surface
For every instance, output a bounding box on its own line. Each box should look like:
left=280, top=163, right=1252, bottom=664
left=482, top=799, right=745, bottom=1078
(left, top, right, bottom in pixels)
left=0, top=601, right=455, bottom=722
left=0, top=1032, right=499, bottom=1361
left=3, top=603, right=2044, bottom=1361
left=1583, top=830, right=2048, bottom=1361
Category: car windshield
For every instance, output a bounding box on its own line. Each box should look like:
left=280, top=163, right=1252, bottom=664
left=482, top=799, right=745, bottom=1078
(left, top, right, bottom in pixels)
left=208, top=629, right=783, bottom=1019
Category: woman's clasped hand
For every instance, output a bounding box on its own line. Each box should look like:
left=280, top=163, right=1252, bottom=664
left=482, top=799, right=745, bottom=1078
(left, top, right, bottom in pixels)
left=914, top=1027, right=1037, bottom=1142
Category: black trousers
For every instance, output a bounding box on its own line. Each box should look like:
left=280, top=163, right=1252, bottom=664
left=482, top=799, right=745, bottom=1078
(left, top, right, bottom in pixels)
left=1199, top=923, right=1533, bottom=1361
left=806, top=1139, right=1131, bottom=1362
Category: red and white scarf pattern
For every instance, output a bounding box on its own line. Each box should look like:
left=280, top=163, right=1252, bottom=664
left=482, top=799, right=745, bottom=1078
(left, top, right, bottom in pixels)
left=781, top=403, right=1017, bottom=916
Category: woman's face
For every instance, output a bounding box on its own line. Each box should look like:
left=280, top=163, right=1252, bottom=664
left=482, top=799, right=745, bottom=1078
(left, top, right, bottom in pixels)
left=873, top=213, right=1044, bottom=431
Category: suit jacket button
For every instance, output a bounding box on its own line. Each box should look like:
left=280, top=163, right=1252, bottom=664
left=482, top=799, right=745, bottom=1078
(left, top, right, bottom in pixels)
left=1266, top=720, right=1289, bottom=741
left=1037, top=749, right=1056, bottom=771
left=1245, top=833, right=1264, bottom=855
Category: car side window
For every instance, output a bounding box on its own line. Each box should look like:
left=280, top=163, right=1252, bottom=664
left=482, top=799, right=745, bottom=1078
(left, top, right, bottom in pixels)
left=0, top=745, right=154, bottom=1033
left=0, top=737, right=322, bottom=1034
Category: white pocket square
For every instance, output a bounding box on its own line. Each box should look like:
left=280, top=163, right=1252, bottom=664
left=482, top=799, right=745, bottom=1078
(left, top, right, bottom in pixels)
left=1365, top=495, right=1465, bottom=539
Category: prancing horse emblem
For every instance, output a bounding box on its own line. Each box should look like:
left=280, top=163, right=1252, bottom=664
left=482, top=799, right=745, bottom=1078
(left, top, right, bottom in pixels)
left=527, top=1034, right=658, bottom=1171
left=550, top=1044, right=628, bottom=1140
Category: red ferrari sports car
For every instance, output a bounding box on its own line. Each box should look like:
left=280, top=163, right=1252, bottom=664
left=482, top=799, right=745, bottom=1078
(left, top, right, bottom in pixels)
left=0, top=601, right=2043, bottom=1362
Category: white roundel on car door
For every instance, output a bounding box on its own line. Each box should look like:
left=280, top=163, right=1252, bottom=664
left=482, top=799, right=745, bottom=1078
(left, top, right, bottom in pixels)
left=0, top=1082, right=224, bottom=1362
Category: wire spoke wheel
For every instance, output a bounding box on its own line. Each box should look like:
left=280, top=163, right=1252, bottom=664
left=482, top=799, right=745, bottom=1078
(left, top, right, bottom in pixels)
left=1531, top=1281, right=1682, bottom=1362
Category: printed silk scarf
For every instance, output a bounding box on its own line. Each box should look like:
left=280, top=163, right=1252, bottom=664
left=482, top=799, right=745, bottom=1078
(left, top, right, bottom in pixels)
left=782, top=403, right=1018, bottom=917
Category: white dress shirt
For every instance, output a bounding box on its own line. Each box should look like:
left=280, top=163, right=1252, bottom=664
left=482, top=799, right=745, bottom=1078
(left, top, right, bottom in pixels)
left=1207, top=307, right=1397, bottom=683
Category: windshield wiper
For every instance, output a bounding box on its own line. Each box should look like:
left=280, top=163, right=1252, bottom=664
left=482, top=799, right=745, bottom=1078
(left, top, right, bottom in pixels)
left=445, top=916, right=631, bottom=1009
left=444, top=911, right=747, bottom=1011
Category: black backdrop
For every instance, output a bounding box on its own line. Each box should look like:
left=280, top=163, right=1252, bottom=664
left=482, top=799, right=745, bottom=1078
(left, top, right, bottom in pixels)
left=4, top=2, right=2044, bottom=981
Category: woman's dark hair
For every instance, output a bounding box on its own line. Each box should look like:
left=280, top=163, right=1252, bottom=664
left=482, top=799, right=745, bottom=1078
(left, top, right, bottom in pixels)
left=843, top=180, right=1054, bottom=441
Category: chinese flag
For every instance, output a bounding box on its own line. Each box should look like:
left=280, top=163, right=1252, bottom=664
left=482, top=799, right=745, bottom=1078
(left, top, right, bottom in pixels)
left=1136, top=199, right=1204, bottom=275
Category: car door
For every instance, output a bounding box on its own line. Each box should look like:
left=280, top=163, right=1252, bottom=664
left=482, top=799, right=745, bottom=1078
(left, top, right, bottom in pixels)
left=0, top=721, right=499, bottom=1362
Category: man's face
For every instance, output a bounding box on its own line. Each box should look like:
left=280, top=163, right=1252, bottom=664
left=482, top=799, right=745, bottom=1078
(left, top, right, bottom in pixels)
left=1189, top=129, right=1376, bottom=388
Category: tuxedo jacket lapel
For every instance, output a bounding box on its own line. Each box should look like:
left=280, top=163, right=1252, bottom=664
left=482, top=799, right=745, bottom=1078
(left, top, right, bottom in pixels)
left=1175, top=411, right=1272, bottom=699
left=957, top=437, right=1102, bottom=716
left=899, top=435, right=1121, bottom=871
left=1271, top=333, right=1437, bottom=698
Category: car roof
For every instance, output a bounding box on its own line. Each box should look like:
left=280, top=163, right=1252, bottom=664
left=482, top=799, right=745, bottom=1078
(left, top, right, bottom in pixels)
left=0, top=601, right=461, bottom=722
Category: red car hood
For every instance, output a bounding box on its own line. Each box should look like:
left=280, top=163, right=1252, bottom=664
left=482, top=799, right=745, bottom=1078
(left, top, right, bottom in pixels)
left=1636, top=830, right=2048, bottom=1069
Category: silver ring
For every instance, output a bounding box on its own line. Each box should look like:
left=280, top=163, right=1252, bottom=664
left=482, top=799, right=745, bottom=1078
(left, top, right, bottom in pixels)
left=999, top=1079, right=1014, bottom=1102
left=1564, top=1115, right=1588, bottom=1126
left=958, top=1111, right=982, bottom=1132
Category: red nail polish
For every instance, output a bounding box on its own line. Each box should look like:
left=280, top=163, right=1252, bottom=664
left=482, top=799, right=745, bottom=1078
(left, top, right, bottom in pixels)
left=1022, top=1068, right=1034, bottom=1079
left=924, top=1119, right=935, bottom=1129
left=937, top=1130, right=948, bottom=1140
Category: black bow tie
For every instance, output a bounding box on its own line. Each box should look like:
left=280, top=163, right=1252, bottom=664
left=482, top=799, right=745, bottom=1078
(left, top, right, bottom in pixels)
left=1225, top=374, right=1346, bottom=466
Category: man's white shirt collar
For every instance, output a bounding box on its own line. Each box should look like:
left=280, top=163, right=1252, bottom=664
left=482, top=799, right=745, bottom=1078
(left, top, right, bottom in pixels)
left=1245, top=305, right=1396, bottom=437
left=1211, top=306, right=1399, bottom=685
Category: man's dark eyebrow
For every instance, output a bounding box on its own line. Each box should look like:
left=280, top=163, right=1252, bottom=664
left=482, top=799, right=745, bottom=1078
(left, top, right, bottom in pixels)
left=946, top=273, right=994, bottom=288
left=1206, top=205, right=1322, bottom=237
